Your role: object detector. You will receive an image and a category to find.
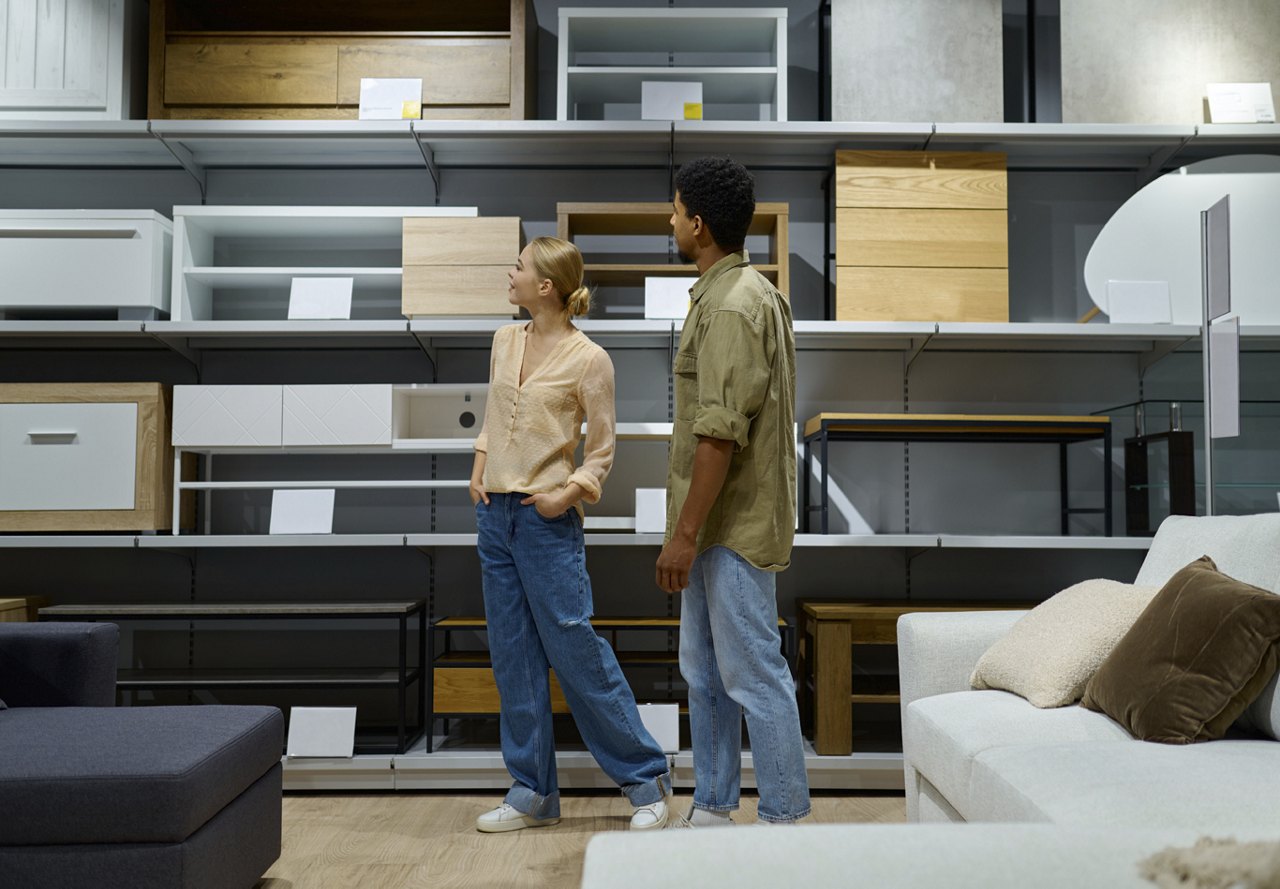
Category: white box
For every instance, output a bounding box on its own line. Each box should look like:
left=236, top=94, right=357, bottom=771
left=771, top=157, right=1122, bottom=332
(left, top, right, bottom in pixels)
left=0, top=210, right=172, bottom=319
left=644, top=277, right=699, bottom=320
left=642, top=81, right=703, bottom=121
left=392, top=385, right=489, bottom=441
left=173, top=386, right=284, bottom=448
left=1207, top=83, right=1275, bottom=124
left=286, top=707, right=357, bottom=758
left=283, top=385, right=392, bottom=447
left=635, top=488, right=667, bottom=534
left=637, top=703, right=680, bottom=754
left=269, top=489, right=335, bottom=535
left=288, top=277, right=354, bottom=320
left=0, top=403, right=137, bottom=511
left=359, top=78, right=423, bottom=120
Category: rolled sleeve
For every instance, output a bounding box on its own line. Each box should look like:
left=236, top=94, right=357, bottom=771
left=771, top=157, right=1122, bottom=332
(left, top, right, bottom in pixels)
left=692, top=311, right=770, bottom=450
left=570, top=349, right=616, bottom=504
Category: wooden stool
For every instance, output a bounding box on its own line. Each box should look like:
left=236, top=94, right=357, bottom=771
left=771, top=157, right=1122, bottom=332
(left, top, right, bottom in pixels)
left=798, top=601, right=1028, bottom=755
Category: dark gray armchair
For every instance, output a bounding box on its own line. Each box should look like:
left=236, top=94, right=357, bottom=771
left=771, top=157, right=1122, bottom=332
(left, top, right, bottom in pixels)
left=0, top=623, right=284, bottom=889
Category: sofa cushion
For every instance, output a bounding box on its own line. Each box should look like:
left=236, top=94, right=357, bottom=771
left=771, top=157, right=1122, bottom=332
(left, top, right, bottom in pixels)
left=967, top=739, right=1280, bottom=832
left=905, top=690, right=1131, bottom=817
left=1082, top=556, right=1280, bottom=743
left=1134, top=513, right=1280, bottom=592
left=0, top=705, right=282, bottom=846
left=971, top=579, right=1159, bottom=707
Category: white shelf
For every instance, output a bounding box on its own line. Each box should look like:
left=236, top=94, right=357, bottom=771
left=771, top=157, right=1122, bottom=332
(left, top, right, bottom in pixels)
left=0, top=535, right=140, bottom=548
left=178, top=480, right=469, bottom=491
left=934, top=535, right=1153, bottom=551
left=143, top=534, right=407, bottom=548
left=566, top=68, right=780, bottom=106
left=390, top=439, right=478, bottom=453
left=184, top=268, right=402, bottom=289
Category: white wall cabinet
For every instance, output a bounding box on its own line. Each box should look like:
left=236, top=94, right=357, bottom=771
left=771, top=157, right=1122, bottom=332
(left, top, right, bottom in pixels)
left=0, top=210, right=171, bottom=319
left=172, top=386, right=284, bottom=448
left=283, top=385, right=392, bottom=447
left=0, top=0, right=146, bottom=120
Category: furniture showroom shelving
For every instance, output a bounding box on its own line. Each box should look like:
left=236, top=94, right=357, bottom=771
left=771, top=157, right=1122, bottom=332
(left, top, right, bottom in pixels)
left=557, top=7, right=787, bottom=122
left=4, top=117, right=1280, bottom=791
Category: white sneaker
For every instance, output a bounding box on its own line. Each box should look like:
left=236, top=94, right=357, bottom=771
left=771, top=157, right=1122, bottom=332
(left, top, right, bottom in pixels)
left=687, top=805, right=734, bottom=828
left=630, top=799, right=669, bottom=831
left=475, top=803, right=559, bottom=833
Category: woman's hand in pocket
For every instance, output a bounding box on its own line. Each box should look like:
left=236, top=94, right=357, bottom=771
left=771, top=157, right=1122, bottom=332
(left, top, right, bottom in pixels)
left=521, top=491, right=567, bottom=520
left=470, top=480, right=490, bottom=507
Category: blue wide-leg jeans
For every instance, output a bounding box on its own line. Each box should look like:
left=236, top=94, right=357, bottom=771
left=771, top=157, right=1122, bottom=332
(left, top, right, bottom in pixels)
left=476, top=493, right=670, bottom=818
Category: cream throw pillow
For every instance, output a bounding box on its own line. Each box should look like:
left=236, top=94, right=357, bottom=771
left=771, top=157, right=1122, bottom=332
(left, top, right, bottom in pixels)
left=970, top=579, right=1159, bottom=708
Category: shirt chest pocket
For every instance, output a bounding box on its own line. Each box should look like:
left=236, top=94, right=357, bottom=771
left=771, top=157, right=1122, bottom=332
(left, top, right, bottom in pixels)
left=673, top=351, right=698, bottom=421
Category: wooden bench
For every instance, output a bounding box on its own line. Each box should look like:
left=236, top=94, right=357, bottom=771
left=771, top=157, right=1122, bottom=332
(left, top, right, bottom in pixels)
left=797, top=600, right=1030, bottom=755
left=801, top=412, right=1113, bottom=535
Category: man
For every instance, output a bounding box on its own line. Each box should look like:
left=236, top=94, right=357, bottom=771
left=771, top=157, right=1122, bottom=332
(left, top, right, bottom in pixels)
left=656, top=156, right=810, bottom=826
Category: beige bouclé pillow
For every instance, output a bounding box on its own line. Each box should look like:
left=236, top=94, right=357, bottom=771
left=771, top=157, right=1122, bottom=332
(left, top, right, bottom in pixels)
left=970, top=579, right=1160, bottom=708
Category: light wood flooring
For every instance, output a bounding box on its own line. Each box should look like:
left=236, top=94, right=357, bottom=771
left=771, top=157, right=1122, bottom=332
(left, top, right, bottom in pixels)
left=258, top=791, right=906, bottom=889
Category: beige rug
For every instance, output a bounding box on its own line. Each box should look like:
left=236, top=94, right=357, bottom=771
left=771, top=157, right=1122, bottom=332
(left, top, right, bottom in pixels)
left=1140, top=837, right=1280, bottom=889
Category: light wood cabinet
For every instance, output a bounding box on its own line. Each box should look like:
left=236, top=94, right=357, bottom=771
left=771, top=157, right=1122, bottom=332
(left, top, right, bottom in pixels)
left=401, top=217, right=520, bottom=318
left=835, top=150, right=1009, bottom=322
left=0, top=383, right=178, bottom=532
left=148, top=0, right=536, bottom=120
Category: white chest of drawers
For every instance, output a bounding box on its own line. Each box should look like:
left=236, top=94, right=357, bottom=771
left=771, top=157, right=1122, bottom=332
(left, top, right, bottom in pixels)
left=0, top=210, right=173, bottom=319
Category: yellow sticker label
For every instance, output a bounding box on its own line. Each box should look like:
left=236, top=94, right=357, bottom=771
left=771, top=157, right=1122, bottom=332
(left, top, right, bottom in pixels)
left=683, top=102, right=704, bottom=120
left=401, top=100, right=422, bottom=119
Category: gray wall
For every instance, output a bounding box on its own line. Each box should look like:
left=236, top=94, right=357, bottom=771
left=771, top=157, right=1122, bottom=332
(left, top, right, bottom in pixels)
left=1061, top=0, right=1280, bottom=124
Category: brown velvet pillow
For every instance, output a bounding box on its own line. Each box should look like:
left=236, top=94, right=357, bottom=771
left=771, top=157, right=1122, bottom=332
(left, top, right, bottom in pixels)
left=1081, top=555, right=1280, bottom=743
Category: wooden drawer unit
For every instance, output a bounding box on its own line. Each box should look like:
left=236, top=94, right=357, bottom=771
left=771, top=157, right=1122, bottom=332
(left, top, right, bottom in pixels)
left=0, top=384, right=176, bottom=532
left=0, top=211, right=172, bottom=320
left=835, top=150, right=1008, bottom=322
left=149, top=0, right=536, bottom=120
left=402, top=217, right=521, bottom=318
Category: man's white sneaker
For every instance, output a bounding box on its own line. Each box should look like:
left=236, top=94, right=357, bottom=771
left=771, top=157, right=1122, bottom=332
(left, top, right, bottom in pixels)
left=475, top=803, right=559, bottom=833
left=630, top=799, right=669, bottom=831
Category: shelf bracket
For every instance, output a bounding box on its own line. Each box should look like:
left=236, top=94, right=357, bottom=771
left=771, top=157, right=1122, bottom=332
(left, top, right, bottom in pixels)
left=1137, top=134, right=1194, bottom=187
left=920, top=123, right=937, bottom=152
left=143, top=323, right=201, bottom=378
left=904, top=325, right=937, bottom=375
left=148, top=123, right=207, bottom=204
left=410, top=326, right=439, bottom=379
left=410, top=125, right=442, bottom=204
left=1138, top=335, right=1193, bottom=378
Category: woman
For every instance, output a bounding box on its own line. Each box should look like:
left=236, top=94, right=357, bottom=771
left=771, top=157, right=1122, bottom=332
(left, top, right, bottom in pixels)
left=470, top=236, right=673, bottom=833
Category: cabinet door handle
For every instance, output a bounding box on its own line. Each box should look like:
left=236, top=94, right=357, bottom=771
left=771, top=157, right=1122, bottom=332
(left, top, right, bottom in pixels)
left=27, top=431, right=79, bottom=444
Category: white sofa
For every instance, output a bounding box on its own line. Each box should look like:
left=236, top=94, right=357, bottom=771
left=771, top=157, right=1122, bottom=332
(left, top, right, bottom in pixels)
left=900, top=513, right=1280, bottom=834
left=581, top=514, right=1280, bottom=889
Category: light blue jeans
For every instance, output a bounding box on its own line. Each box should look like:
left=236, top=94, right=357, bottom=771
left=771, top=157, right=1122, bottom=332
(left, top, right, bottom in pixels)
left=680, top=545, right=811, bottom=823
left=476, top=493, right=671, bottom=819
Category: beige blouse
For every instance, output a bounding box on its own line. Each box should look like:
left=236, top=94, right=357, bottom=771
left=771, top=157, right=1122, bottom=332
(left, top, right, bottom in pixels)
left=474, top=323, right=616, bottom=504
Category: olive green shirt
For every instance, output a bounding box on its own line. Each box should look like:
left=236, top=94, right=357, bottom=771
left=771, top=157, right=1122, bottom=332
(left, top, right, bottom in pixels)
left=665, top=250, right=797, bottom=571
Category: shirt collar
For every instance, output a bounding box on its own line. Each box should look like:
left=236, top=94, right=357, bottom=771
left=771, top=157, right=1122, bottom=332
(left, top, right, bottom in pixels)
left=689, top=250, right=750, bottom=303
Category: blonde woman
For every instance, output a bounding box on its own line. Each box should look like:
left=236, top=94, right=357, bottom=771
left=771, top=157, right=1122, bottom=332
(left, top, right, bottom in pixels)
left=470, top=237, right=673, bottom=833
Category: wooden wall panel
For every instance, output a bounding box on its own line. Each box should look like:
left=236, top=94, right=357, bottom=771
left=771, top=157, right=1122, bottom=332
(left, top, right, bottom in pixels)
left=402, top=266, right=515, bottom=318
left=404, top=218, right=519, bottom=266
left=164, top=44, right=338, bottom=106
left=836, top=267, right=1008, bottom=322
left=836, top=150, right=1007, bottom=210
left=837, top=208, right=1008, bottom=268
left=337, top=43, right=510, bottom=106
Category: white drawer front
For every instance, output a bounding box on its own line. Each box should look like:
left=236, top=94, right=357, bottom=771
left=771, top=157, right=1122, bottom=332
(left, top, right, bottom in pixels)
left=0, top=403, right=137, bottom=511
left=173, top=386, right=283, bottom=447
left=283, top=385, right=392, bottom=446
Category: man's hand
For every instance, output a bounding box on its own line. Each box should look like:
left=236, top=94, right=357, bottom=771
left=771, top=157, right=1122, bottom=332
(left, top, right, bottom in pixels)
left=656, top=532, right=697, bottom=594
left=521, top=490, right=569, bottom=519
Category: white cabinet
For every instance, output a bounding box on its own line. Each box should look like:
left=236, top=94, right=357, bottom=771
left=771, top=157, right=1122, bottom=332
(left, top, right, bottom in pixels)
left=171, top=206, right=479, bottom=322
left=283, top=385, right=392, bottom=447
left=0, top=210, right=172, bottom=319
left=173, top=386, right=284, bottom=448
left=0, top=402, right=137, bottom=510
left=0, top=0, right=146, bottom=120
left=392, top=385, right=488, bottom=443
left=557, top=7, right=787, bottom=121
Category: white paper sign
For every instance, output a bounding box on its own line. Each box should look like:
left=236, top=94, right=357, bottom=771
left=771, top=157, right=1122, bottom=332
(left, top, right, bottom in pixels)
left=269, top=489, right=336, bottom=535
left=288, top=277, right=353, bottom=320
left=637, top=703, right=680, bottom=754
left=1209, top=314, right=1240, bottom=439
left=287, top=707, right=357, bottom=758
left=1207, top=83, right=1276, bottom=124
left=1105, top=280, right=1172, bottom=323
left=644, top=277, right=698, bottom=320
left=634, top=488, right=667, bottom=534
left=641, top=81, right=703, bottom=121
left=358, top=78, right=423, bottom=120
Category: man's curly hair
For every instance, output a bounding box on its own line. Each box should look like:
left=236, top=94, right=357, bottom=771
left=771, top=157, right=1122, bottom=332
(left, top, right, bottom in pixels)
left=674, top=157, right=756, bottom=252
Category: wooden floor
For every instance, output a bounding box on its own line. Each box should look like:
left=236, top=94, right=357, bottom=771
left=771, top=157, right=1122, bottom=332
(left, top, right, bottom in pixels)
left=258, top=791, right=906, bottom=889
